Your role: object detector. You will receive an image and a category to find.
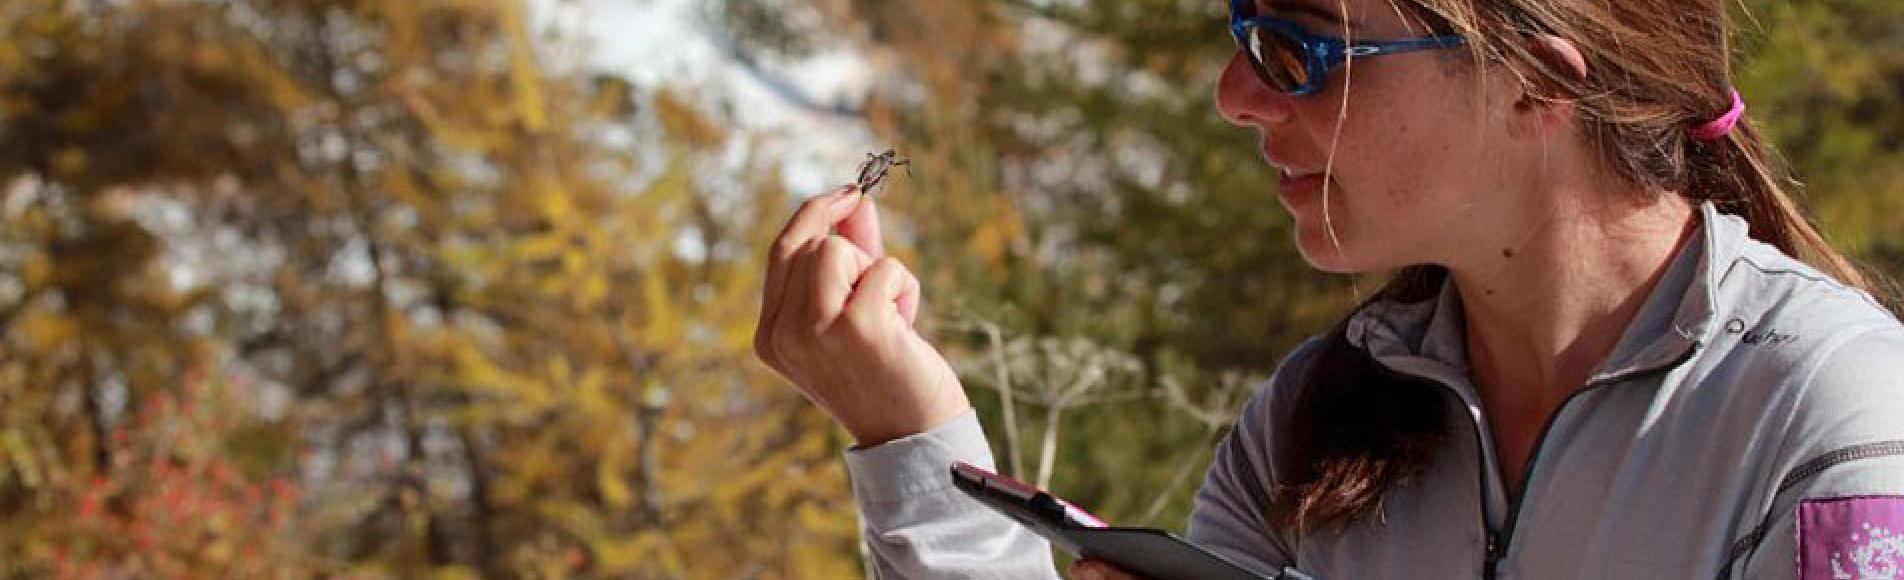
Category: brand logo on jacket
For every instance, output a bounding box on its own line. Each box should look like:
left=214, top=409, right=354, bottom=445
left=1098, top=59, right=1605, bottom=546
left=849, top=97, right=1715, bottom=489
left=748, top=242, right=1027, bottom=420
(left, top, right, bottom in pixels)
left=1725, top=317, right=1797, bottom=346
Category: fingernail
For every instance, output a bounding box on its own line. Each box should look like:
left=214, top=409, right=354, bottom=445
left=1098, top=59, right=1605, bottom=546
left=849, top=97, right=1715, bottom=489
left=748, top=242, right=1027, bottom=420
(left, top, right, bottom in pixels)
left=831, top=188, right=863, bottom=210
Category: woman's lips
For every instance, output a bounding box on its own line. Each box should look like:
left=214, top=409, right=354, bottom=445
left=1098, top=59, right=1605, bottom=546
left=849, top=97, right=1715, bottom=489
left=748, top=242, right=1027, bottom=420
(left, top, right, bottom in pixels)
left=1278, top=171, right=1327, bottom=203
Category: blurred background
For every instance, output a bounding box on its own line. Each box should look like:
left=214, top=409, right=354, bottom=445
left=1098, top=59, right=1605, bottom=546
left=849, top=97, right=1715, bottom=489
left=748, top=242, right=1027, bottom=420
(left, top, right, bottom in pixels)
left=0, top=0, right=1898, bottom=577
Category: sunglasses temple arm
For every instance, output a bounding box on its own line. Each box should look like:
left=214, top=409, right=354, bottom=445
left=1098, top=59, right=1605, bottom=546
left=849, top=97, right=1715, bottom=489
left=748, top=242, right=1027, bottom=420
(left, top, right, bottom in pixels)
left=1349, top=35, right=1467, bottom=56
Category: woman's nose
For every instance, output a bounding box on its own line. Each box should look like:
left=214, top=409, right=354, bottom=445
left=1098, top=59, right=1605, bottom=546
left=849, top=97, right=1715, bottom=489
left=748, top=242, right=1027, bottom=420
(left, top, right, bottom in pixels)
left=1215, top=50, right=1292, bottom=128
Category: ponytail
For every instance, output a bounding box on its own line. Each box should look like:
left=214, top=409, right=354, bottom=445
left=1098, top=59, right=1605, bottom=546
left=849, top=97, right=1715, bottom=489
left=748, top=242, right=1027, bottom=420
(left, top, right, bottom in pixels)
left=1687, top=108, right=1900, bottom=310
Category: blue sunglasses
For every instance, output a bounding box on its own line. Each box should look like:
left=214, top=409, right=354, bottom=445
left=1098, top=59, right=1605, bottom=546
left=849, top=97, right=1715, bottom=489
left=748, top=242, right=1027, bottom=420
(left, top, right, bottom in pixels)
left=1228, top=0, right=1466, bottom=96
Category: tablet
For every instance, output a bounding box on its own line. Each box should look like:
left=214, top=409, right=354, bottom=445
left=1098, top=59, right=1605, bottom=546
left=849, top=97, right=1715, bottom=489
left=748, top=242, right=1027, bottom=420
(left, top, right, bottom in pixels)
left=949, top=462, right=1280, bottom=580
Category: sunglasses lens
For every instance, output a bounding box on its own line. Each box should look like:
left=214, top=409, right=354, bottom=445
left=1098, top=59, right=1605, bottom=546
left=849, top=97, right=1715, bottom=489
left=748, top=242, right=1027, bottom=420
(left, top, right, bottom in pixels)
left=1248, top=26, right=1308, bottom=93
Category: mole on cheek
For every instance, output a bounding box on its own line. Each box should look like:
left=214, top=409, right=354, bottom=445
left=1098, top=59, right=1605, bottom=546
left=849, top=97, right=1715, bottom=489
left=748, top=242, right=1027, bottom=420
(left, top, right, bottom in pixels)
left=1502, top=248, right=1515, bottom=259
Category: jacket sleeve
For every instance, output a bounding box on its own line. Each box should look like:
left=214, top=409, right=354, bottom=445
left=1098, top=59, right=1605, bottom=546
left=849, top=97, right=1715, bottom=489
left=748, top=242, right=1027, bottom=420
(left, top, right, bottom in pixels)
left=843, top=410, right=1060, bottom=580
left=1186, top=338, right=1324, bottom=578
left=1732, top=325, right=1904, bottom=580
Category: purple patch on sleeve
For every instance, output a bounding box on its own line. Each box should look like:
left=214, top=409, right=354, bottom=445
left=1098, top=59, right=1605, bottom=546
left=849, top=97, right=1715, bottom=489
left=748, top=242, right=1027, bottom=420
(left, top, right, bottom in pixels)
left=1797, top=496, right=1904, bottom=579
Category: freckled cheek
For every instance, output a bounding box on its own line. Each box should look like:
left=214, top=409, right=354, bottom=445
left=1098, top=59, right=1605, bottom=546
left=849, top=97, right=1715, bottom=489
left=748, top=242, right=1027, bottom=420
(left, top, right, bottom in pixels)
left=1327, top=75, right=1472, bottom=234
left=1333, top=118, right=1425, bottom=209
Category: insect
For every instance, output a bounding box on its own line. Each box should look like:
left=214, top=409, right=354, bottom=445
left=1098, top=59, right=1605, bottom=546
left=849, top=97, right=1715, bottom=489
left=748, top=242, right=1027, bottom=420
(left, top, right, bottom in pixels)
left=854, top=148, right=911, bottom=194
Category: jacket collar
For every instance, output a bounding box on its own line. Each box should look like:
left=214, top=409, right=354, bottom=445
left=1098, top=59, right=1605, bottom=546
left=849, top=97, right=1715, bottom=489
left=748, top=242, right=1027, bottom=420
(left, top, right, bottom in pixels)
left=1344, top=202, right=1743, bottom=384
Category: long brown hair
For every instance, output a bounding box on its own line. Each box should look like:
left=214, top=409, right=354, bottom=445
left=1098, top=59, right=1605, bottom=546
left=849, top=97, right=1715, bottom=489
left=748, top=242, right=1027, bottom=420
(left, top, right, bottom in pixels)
left=1270, top=0, right=1894, bottom=534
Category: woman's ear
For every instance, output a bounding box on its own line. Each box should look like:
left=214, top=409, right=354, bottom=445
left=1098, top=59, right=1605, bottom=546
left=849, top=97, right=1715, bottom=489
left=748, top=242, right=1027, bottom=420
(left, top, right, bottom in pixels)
left=1506, top=33, right=1589, bottom=139
left=1528, top=34, right=1589, bottom=83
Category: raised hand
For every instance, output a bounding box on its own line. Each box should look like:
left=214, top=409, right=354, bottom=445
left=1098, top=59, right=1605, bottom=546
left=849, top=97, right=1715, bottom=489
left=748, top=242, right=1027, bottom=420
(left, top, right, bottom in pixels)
left=754, top=186, right=969, bottom=447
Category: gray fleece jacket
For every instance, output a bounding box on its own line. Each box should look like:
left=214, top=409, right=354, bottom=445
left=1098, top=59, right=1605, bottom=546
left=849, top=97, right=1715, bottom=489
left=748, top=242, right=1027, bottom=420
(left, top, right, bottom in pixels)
left=843, top=202, right=1904, bottom=579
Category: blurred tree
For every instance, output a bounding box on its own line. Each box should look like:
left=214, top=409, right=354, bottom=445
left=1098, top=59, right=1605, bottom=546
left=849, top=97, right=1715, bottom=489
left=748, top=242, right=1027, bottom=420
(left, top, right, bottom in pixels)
left=0, top=0, right=859, bottom=577
left=1735, top=0, right=1904, bottom=295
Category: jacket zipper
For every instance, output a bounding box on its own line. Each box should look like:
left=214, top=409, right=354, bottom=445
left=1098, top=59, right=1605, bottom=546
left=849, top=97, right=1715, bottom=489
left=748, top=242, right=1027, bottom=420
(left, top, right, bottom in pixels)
left=1483, top=531, right=1502, bottom=580
left=1478, top=344, right=1699, bottom=580
left=1482, top=380, right=1598, bottom=580
left=1372, top=343, right=1700, bottom=579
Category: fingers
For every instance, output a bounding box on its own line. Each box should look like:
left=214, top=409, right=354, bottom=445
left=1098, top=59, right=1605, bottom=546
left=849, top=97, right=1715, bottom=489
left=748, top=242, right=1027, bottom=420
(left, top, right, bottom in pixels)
left=757, top=186, right=862, bottom=369
left=896, top=267, right=921, bottom=327
left=1069, top=559, right=1142, bottom=580
left=757, top=235, right=824, bottom=373
left=807, top=236, right=876, bottom=329
left=835, top=192, right=884, bottom=259
left=844, top=256, right=916, bottom=335
left=771, top=186, right=862, bottom=265
left=765, top=235, right=875, bottom=375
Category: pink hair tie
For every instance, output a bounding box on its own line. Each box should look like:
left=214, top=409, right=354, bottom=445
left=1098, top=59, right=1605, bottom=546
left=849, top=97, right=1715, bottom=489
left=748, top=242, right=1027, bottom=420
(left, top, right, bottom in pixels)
left=1689, top=89, right=1745, bottom=141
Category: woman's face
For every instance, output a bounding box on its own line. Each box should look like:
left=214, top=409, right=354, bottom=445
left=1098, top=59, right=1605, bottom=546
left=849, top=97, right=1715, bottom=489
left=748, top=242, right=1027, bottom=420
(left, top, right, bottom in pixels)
left=1217, top=0, right=1512, bottom=273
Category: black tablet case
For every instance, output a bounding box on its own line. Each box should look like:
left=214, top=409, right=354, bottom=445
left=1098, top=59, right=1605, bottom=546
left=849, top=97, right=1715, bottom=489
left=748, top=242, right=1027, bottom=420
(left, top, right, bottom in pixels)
left=950, top=465, right=1275, bottom=580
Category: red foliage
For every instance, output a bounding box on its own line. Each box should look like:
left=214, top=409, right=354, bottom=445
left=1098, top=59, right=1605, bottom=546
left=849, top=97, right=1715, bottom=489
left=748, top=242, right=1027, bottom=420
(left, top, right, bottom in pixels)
left=50, top=384, right=316, bottom=579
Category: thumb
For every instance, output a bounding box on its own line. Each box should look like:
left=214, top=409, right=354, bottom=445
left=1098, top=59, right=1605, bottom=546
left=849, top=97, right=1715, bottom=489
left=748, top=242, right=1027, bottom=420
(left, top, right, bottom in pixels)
left=835, top=192, right=885, bottom=259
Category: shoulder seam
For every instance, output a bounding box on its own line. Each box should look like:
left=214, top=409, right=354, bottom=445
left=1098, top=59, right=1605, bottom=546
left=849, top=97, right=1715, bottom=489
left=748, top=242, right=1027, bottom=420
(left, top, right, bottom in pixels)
left=1734, top=254, right=1840, bottom=287
left=1734, top=254, right=1890, bottom=314
left=1712, top=322, right=1902, bottom=580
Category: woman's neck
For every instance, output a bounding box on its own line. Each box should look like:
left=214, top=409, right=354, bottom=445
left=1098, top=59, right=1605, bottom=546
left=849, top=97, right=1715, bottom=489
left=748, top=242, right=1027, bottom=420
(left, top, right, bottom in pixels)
left=1448, top=191, right=1698, bottom=407
left=1444, top=187, right=1696, bottom=493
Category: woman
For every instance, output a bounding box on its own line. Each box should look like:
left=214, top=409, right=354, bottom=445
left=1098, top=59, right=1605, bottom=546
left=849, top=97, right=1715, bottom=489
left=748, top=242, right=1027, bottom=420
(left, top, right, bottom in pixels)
left=753, top=0, right=1904, bottom=577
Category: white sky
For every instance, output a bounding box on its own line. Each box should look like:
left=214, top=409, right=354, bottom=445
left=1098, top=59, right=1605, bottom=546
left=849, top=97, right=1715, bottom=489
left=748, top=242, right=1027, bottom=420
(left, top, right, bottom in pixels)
left=529, top=0, right=880, bottom=197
